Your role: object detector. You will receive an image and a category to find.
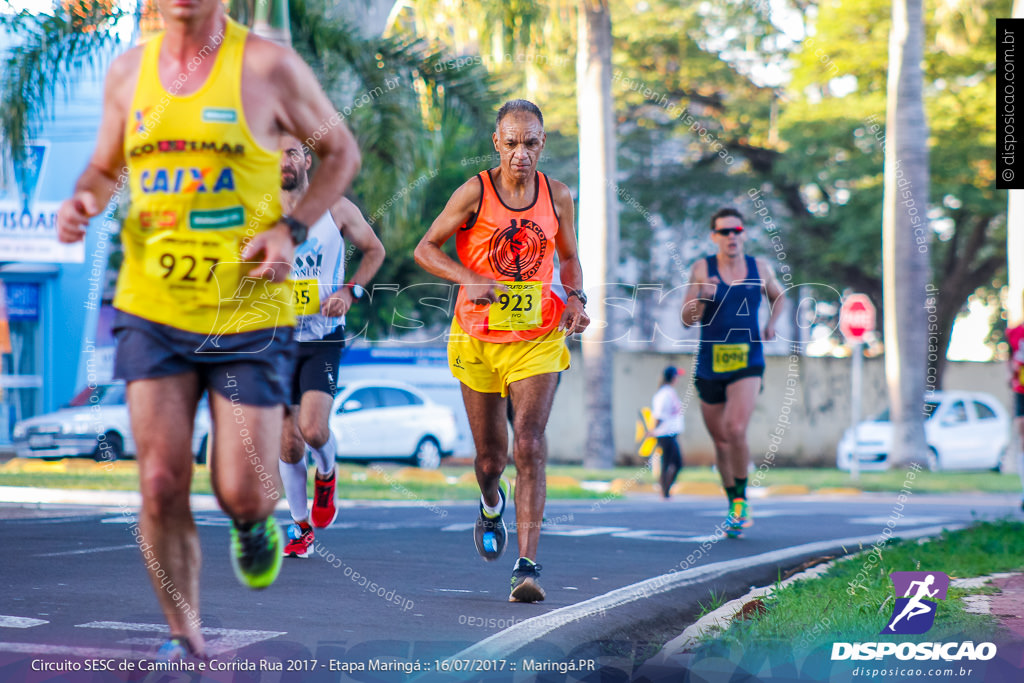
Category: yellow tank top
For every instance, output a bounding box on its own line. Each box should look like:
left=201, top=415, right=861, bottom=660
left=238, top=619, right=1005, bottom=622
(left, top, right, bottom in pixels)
left=115, top=17, right=293, bottom=336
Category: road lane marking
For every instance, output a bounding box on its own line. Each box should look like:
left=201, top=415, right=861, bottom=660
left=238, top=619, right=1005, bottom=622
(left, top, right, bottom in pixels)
left=696, top=509, right=792, bottom=519
left=541, top=526, right=630, bottom=537
left=35, top=544, right=137, bottom=557
left=610, top=530, right=721, bottom=543
left=849, top=516, right=949, bottom=525
left=444, top=523, right=713, bottom=541
left=76, top=621, right=286, bottom=655
left=0, top=643, right=131, bottom=658
left=0, top=616, right=48, bottom=628
left=438, top=523, right=964, bottom=669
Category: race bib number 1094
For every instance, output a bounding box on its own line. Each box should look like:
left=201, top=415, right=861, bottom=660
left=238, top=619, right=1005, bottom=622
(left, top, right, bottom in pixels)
left=712, top=343, right=750, bottom=373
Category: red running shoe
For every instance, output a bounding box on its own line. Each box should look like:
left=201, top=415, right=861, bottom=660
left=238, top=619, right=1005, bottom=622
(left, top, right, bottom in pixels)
left=283, top=522, right=314, bottom=558
left=311, top=469, right=338, bottom=528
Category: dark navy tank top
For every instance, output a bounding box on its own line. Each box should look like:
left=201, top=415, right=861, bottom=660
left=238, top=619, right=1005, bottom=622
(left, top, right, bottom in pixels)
left=695, top=255, right=765, bottom=380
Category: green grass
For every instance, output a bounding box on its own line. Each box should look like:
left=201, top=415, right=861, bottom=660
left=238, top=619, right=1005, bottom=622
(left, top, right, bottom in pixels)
left=696, top=588, right=728, bottom=619
left=1, top=459, right=1021, bottom=497
left=526, top=464, right=1022, bottom=495
left=695, top=520, right=1024, bottom=657
left=749, top=467, right=1023, bottom=494
left=0, top=461, right=609, bottom=500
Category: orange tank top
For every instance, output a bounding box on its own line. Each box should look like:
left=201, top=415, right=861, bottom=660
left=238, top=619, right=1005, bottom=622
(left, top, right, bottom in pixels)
left=454, top=170, right=565, bottom=342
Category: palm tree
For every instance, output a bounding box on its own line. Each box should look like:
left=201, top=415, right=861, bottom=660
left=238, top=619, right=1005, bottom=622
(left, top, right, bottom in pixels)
left=0, top=0, right=500, bottom=340
left=1009, top=0, right=1024, bottom=326
left=881, top=0, right=929, bottom=467
left=0, top=2, right=126, bottom=169
left=577, top=0, right=616, bottom=468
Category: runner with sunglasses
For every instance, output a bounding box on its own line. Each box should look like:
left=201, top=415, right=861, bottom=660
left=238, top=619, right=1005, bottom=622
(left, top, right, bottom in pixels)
left=681, top=207, right=785, bottom=538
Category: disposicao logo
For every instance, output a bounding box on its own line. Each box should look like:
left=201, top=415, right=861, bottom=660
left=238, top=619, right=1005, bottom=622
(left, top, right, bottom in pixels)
left=882, top=571, right=948, bottom=635
left=831, top=571, right=997, bottom=662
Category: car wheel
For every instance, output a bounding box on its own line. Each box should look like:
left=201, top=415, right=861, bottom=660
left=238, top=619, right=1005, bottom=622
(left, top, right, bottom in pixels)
left=93, top=432, right=124, bottom=462
left=993, top=447, right=1008, bottom=473
left=925, top=446, right=940, bottom=473
left=195, top=434, right=209, bottom=465
left=412, top=437, right=442, bottom=470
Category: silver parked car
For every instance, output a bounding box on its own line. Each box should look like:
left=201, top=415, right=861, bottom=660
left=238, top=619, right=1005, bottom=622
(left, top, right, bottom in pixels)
left=12, top=382, right=211, bottom=463
left=329, top=380, right=458, bottom=469
left=836, top=390, right=1010, bottom=472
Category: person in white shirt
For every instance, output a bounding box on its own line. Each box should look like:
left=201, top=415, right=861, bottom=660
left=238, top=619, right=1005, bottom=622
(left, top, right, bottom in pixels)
left=652, top=366, right=685, bottom=498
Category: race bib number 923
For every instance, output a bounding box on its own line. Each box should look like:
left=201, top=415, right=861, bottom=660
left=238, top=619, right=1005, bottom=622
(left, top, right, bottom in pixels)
left=489, top=281, right=543, bottom=331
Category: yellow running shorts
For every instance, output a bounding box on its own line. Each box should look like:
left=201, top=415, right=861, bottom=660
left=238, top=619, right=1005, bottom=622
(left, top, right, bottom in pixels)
left=447, top=318, right=570, bottom=396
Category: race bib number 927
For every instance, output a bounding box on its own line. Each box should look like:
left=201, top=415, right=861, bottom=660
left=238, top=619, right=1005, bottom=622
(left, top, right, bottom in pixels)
left=144, top=231, right=234, bottom=306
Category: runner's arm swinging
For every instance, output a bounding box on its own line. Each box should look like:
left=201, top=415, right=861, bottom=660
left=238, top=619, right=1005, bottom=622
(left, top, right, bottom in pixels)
left=243, top=47, right=361, bottom=281
left=414, top=179, right=507, bottom=304
left=321, top=198, right=385, bottom=317
left=57, top=51, right=137, bottom=243
left=550, top=179, right=589, bottom=334
left=681, top=260, right=716, bottom=327
left=758, top=257, right=786, bottom=341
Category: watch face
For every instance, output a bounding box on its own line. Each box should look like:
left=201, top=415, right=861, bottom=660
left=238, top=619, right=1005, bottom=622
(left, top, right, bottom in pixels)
left=351, top=284, right=365, bottom=299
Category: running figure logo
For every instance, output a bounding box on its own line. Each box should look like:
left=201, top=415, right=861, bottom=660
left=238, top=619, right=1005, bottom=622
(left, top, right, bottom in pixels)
left=881, top=571, right=949, bottom=635
left=488, top=218, right=546, bottom=280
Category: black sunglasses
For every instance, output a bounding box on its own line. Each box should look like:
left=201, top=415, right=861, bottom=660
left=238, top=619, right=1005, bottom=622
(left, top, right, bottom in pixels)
left=714, top=227, right=744, bottom=236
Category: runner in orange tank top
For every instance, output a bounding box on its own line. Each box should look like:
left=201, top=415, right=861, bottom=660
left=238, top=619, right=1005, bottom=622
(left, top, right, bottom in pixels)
left=415, top=100, right=589, bottom=603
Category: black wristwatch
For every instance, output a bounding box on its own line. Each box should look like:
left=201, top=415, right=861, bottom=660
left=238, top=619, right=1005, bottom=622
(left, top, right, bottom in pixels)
left=566, top=288, right=587, bottom=306
left=280, top=215, right=309, bottom=245
left=346, top=283, right=365, bottom=300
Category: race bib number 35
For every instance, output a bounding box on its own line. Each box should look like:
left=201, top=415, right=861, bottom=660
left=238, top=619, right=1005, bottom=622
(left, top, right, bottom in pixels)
left=291, top=279, right=321, bottom=316
left=712, top=343, right=750, bottom=373
left=144, top=231, right=234, bottom=306
left=489, top=281, right=543, bottom=331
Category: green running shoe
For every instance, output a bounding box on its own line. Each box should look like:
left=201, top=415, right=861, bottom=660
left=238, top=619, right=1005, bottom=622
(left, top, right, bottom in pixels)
left=230, top=518, right=283, bottom=589
left=509, top=557, right=545, bottom=603
left=725, top=498, right=749, bottom=538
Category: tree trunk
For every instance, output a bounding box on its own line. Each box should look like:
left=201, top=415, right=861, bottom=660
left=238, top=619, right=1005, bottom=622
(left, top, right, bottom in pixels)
left=1010, top=0, right=1024, bottom=326
left=882, top=0, right=929, bottom=466
left=577, top=0, right=618, bottom=468
left=252, top=0, right=290, bottom=45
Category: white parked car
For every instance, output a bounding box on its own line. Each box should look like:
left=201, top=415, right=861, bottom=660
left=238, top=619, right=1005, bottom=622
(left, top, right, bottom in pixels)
left=836, top=390, right=1010, bottom=472
left=12, top=382, right=211, bottom=463
left=329, top=380, right=458, bottom=469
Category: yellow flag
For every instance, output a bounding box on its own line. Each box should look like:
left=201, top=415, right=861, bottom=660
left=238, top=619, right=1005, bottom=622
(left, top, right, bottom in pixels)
left=636, top=407, right=659, bottom=458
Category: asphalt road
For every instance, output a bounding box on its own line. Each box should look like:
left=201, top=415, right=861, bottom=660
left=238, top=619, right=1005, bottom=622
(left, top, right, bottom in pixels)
left=0, top=492, right=1018, bottom=682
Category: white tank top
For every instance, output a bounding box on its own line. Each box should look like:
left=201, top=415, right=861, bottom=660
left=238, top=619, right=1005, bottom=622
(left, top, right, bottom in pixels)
left=291, top=210, right=345, bottom=342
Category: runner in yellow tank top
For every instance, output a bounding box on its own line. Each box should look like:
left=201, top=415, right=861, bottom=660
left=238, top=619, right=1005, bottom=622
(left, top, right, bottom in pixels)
left=117, top=17, right=290, bottom=336
left=56, top=0, right=360, bottom=660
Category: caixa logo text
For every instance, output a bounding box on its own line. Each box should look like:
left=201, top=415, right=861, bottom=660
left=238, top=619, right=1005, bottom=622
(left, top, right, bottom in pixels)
left=831, top=642, right=996, bottom=661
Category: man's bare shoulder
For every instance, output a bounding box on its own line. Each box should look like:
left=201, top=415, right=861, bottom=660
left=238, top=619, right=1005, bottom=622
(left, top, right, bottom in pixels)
left=755, top=256, right=779, bottom=277
left=690, top=257, right=709, bottom=280
left=108, top=46, right=145, bottom=90
left=241, top=33, right=304, bottom=79
left=547, top=176, right=574, bottom=205
left=449, top=174, right=484, bottom=208
left=331, top=196, right=366, bottom=226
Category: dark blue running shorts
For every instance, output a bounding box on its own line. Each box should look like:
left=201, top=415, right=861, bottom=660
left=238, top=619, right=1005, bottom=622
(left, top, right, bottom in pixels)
left=112, top=310, right=295, bottom=407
